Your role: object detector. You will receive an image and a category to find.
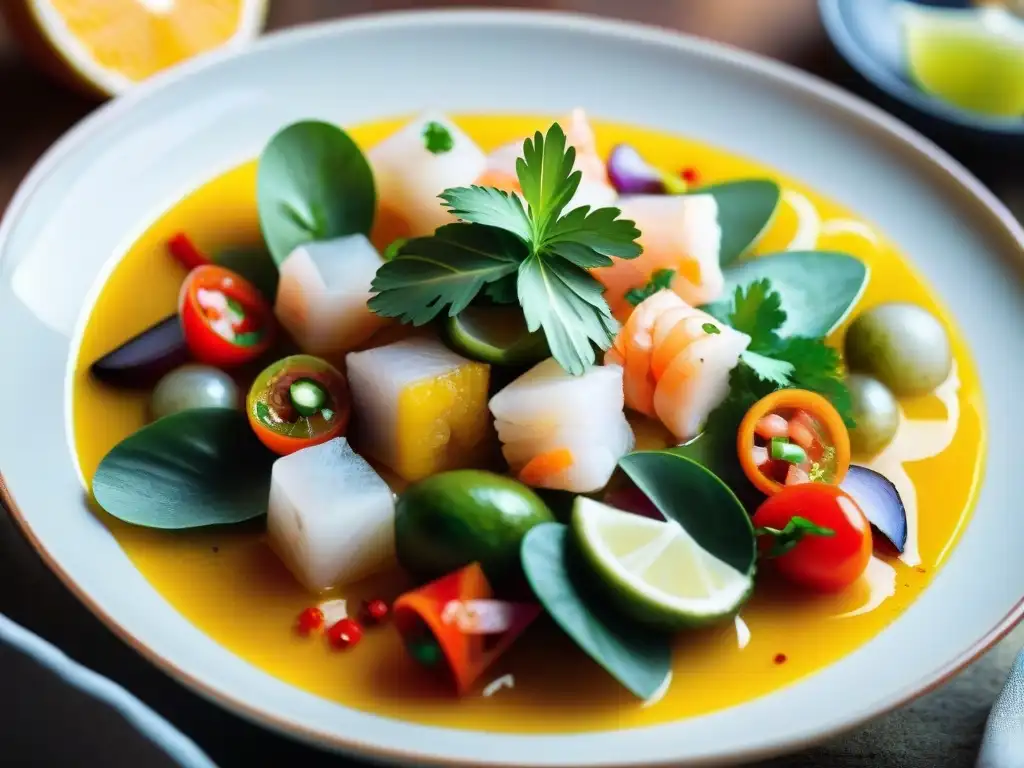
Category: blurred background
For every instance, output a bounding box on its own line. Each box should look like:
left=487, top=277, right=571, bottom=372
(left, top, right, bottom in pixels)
left=0, top=1, right=1020, bottom=767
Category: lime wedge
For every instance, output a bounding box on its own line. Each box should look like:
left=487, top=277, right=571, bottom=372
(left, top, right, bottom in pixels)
left=443, top=306, right=549, bottom=366
left=572, top=497, right=752, bottom=629
left=903, top=4, right=1024, bottom=117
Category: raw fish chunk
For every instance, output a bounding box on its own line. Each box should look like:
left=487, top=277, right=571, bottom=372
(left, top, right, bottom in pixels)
left=606, top=290, right=750, bottom=441
left=488, top=358, right=634, bottom=493
left=346, top=337, right=492, bottom=482
left=274, top=234, right=388, bottom=356
left=268, top=437, right=395, bottom=592
left=368, top=112, right=486, bottom=238
left=594, top=194, right=724, bottom=321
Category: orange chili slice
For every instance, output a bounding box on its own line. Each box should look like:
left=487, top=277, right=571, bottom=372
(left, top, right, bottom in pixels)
left=737, top=389, right=850, bottom=497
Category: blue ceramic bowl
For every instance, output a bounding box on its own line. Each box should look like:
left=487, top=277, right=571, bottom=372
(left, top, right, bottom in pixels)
left=819, top=0, right=1024, bottom=137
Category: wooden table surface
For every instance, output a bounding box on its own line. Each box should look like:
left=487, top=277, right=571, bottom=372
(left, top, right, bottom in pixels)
left=0, top=3, right=1021, bottom=768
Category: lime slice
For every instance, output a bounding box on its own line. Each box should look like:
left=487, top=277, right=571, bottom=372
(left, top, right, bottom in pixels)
left=903, top=4, right=1024, bottom=117
left=443, top=306, right=549, bottom=366
left=572, top=497, right=752, bottom=629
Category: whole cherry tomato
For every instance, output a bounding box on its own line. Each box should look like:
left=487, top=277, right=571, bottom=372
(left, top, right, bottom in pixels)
left=737, top=389, right=851, bottom=496
left=178, top=265, right=274, bottom=368
left=752, top=483, right=872, bottom=592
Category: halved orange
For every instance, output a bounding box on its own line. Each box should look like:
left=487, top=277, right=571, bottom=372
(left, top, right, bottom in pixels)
left=2, top=0, right=268, bottom=97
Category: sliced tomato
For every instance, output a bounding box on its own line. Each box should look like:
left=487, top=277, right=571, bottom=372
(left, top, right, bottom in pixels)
left=752, top=483, right=872, bottom=592
left=246, top=354, right=350, bottom=455
left=178, top=264, right=273, bottom=368
left=737, top=389, right=850, bottom=496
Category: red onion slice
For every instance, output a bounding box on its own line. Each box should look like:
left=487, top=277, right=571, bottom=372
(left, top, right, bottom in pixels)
left=840, top=465, right=908, bottom=553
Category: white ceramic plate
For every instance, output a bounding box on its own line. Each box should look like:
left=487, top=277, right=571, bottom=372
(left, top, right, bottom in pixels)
left=1, top=10, right=1021, bottom=768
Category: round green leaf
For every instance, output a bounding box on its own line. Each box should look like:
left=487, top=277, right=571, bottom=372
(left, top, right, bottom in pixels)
left=92, top=408, right=276, bottom=529
left=691, top=180, right=781, bottom=267
left=214, top=247, right=279, bottom=301
left=520, top=523, right=672, bottom=700
left=709, top=250, right=869, bottom=338
left=618, top=450, right=756, bottom=575
left=257, top=120, right=376, bottom=267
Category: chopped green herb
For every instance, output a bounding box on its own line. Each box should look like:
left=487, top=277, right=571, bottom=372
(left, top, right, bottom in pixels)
left=755, top=515, right=835, bottom=558
left=382, top=238, right=407, bottom=262
left=233, top=331, right=263, bottom=347
left=255, top=401, right=274, bottom=427
left=370, top=122, right=642, bottom=374
left=728, top=278, right=786, bottom=351
left=702, top=322, right=721, bottom=335
left=321, top=408, right=335, bottom=422
left=423, top=121, right=454, bottom=154
left=770, top=437, right=807, bottom=464
left=225, top=297, right=246, bottom=318
left=624, top=268, right=675, bottom=307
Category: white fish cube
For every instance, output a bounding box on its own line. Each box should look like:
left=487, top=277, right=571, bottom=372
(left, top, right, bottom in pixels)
left=368, top=112, right=486, bottom=237
left=268, top=437, right=395, bottom=592
left=274, top=234, right=387, bottom=356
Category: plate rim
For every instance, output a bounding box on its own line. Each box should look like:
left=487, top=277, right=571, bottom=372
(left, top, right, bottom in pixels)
left=1, top=8, right=1023, bottom=767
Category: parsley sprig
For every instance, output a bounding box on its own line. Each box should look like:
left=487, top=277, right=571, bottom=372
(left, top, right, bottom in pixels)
left=714, top=278, right=855, bottom=426
left=368, top=123, right=642, bottom=374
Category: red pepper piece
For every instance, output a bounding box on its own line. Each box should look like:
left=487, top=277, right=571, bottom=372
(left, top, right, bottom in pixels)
left=167, top=232, right=212, bottom=271
left=392, top=563, right=540, bottom=695
left=326, top=618, right=363, bottom=649
left=361, top=599, right=389, bottom=625
left=680, top=167, right=701, bottom=185
left=295, top=607, right=324, bottom=636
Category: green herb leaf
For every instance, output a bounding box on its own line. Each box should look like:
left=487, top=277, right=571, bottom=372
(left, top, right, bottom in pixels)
left=482, top=274, right=519, bottom=305
left=382, top=238, right=407, bottom=262
left=92, top=409, right=275, bottom=529
left=726, top=278, right=786, bottom=350
left=618, top=450, right=756, bottom=574
left=543, top=204, right=642, bottom=260
left=521, top=523, right=672, bottom=699
left=703, top=251, right=868, bottom=338
left=770, top=337, right=856, bottom=426
left=369, top=224, right=525, bottom=325
left=689, top=180, right=781, bottom=267
left=755, top=516, right=835, bottom=558
left=440, top=185, right=532, bottom=242
left=423, top=120, right=454, bottom=154
left=624, top=269, right=675, bottom=307
left=257, top=121, right=375, bottom=267
left=516, top=125, right=580, bottom=236
left=518, top=253, right=617, bottom=375
left=740, top=350, right=794, bottom=386
left=232, top=331, right=263, bottom=348
left=214, top=247, right=279, bottom=301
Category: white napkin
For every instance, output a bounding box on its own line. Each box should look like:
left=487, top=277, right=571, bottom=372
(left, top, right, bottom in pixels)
left=978, top=647, right=1024, bottom=768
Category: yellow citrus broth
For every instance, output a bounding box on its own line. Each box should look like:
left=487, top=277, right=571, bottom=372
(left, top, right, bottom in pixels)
left=70, top=115, right=985, bottom=733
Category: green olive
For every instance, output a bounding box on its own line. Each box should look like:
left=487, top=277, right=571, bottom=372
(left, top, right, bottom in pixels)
left=844, top=303, right=952, bottom=397
left=150, top=364, right=239, bottom=420
left=847, top=374, right=900, bottom=457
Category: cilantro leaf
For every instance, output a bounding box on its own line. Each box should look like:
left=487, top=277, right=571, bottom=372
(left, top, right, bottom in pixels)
left=544, top=205, right=642, bottom=259
left=368, top=224, right=524, bottom=325
left=771, top=337, right=855, bottom=427
left=740, top=350, right=794, bottom=386
left=518, top=253, right=617, bottom=375
left=423, top=121, right=454, bottom=154
left=440, top=185, right=532, bottom=243
left=516, top=125, right=580, bottom=236
left=482, top=274, right=519, bottom=305
left=625, top=269, right=676, bottom=307
left=728, top=279, right=786, bottom=350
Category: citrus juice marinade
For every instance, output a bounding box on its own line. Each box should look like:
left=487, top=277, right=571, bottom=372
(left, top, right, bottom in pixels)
left=71, top=115, right=985, bottom=732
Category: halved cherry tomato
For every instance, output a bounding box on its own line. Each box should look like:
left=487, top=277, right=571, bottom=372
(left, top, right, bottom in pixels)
left=246, top=355, right=350, bottom=455
left=178, top=265, right=274, bottom=368
left=737, top=389, right=850, bottom=496
left=752, top=483, right=872, bottom=592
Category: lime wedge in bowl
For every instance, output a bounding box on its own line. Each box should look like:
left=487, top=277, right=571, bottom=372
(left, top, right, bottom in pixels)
left=442, top=305, right=549, bottom=366
left=572, top=496, right=752, bottom=630
left=902, top=4, right=1024, bottom=117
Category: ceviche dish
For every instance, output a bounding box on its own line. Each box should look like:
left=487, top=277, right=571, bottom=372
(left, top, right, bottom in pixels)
left=73, top=111, right=984, bottom=732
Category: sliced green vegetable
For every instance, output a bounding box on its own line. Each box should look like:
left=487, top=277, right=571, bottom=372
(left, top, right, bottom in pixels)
left=770, top=437, right=807, bottom=464
left=689, top=180, right=781, bottom=267
left=441, top=305, right=549, bottom=366
left=703, top=251, right=868, bottom=338
left=520, top=523, right=672, bottom=700
left=618, top=449, right=756, bottom=575
left=257, top=120, right=376, bottom=267
left=289, top=379, right=327, bottom=417
left=92, top=408, right=275, bottom=529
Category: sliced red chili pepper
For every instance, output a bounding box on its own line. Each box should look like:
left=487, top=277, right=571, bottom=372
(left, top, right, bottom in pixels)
left=178, top=265, right=274, bottom=368
left=392, top=563, right=540, bottom=695
left=167, top=232, right=212, bottom=271
left=737, top=389, right=850, bottom=496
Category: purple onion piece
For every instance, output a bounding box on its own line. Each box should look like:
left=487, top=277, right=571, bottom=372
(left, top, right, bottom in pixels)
left=90, top=314, right=189, bottom=388
left=607, top=143, right=667, bottom=195
left=840, top=465, right=908, bottom=553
